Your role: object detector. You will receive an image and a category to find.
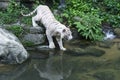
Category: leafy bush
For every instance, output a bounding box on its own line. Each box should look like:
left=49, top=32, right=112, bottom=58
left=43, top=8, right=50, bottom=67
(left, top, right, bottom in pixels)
left=55, top=0, right=103, bottom=40
left=90, top=0, right=120, bottom=27
left=55, top=0, right=120, bottom=40
left=74, top=13, right=103, bottom=40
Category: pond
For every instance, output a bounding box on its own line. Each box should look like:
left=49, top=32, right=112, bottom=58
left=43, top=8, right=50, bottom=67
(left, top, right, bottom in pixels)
left=0, top=39, right=120, bottom=80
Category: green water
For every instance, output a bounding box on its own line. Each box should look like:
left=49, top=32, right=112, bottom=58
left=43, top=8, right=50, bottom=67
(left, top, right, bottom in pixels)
left=0, top=39, right=120, bottom=80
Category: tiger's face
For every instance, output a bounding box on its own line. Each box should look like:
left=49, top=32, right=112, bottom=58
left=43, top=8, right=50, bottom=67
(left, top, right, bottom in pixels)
left=62, top=28, right=73, bottom=40
left=55, top=26, right=73, bottom=40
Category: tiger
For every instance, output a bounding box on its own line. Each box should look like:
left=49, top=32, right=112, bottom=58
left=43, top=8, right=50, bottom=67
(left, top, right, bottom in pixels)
left=21, top=5, right=73, bottom=51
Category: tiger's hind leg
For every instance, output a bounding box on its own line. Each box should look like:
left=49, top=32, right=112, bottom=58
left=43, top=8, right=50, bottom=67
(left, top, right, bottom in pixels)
left=32, top=15, right=41, bottom=27
left=46, top=30, right=55, bottom=49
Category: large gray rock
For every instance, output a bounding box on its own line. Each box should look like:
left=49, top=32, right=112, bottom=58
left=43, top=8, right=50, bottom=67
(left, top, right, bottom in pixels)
left=23, top=26, right=46, bottom=45
left=0, top=28, right=29, bottom=64
left=23, top=33, right=45, bottom=45
left=29, top=27, right=44, bottom=34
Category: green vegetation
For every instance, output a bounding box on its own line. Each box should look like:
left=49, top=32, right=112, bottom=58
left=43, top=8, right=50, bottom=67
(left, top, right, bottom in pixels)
left=0, top=0, right=119, bottom=41
left=74, top=13, right=103, bottom=40
left=0, top=0, right=32, bottom=25
left=56, top=0, right=120, bottom=40
left=0, top=0, right=21, bottom=24
left=22, top=41, right=35, bottom=47
left=6, top=25, right=24, bottom=37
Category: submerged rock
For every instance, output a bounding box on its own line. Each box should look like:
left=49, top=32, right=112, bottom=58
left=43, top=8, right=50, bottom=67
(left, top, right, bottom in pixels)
left=97, top=40, right=114, bottom=48
left=0, top=28, right=29, bottom=64
left=93, top=71, right=115, bottom=80
left=85, top=47, right=105, bottom=57
left=114, top=28, right=120, bottom=38
left=65, top=47, right=105, bottom=57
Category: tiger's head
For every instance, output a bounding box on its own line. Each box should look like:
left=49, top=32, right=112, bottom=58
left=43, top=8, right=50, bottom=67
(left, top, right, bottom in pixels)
left=55, top=25, right=73, bottom=40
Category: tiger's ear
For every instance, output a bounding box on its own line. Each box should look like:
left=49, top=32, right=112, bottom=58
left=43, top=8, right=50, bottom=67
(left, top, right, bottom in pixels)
left=62, top=29, right=66, bottom=32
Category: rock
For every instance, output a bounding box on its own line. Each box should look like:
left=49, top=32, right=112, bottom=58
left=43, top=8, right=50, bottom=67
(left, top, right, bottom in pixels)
left=29, top=50, right=49, bottom=59
left=71, top=28, right=82, bottom=39
left=85, top=47, right=105, bottom=57
left=118, top=43, right=120, bottom=50
left=65, top=47, right=105, bottom=57
left=23, top=33, right=46, bottom=45
left=73, top=16, right=81, bottom=22
left=0, top=0, right=20, bottom=9
left=97, top=41, right=114, bottom=48
left=114, top=28, right=120, bottom=38
left=36, top=45, right=51, bottom=51
left=112, top=38, right=120, bottom=50
left=65, top=48, right=85, bottom=56
left=3, top=24, right=46, bottom=46
left=0, top=1, right=9, bottom=9
left=29, top=27, right=44, bottom=34
left=0, top=28, right=29, bottom=64
left=53, top=9, right=61, bottom=16
left=93, top=71, right=115, bottom=80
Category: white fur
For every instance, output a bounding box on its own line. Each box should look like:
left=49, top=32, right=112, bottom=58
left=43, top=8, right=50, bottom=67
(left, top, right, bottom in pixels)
left=21, top=5, right=73, bottom=50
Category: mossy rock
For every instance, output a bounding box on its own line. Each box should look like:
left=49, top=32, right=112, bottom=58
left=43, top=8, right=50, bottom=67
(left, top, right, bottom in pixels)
left=85, top=47, right=105, bottom=57
left=5, top=25, right=24, bottom=37
left=93, top=71, right=115, bottom=80
left=114, top=28, right=120, bottom=37
left=65, top=47, right=105, bottom=57
left=97, top=40, right=114, bottom=48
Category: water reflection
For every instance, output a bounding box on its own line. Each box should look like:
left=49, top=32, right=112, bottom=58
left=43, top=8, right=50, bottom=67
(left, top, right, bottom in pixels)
left=0, top=39, right=120, bottom=80
left=34, top=50, right=72, bottom=80
left=0, top=60, right=30, bottom=80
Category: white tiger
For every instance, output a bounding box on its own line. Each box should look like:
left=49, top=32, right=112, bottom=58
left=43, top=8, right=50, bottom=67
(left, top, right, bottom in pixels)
left=21, top=5, right=73, bottom=51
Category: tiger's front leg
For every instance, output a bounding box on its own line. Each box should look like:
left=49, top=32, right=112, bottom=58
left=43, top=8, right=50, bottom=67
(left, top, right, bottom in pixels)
left=46, top=30, right=55, bottom=49
left=56, top=37, right=66, bottom=51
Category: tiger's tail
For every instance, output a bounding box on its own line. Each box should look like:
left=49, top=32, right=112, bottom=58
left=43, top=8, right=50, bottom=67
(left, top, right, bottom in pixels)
left=21, top=8, right=37, bottom=17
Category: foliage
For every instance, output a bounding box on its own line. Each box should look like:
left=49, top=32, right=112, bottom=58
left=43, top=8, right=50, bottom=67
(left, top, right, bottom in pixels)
left=21, top=16, right=32, bottom=26
left=0, top=0, right=119, bottom=41
left=22, top=41, right=35, bottom=47
left=6, top=25, right=24, bottom=37
left=0, top=0, right=21, bottom=24
left=55, top=0, right=120, bottom=40
left=20, top=0, right=40, bottom=26
left=89, top=0, right=120, bottom=27
left=74, top=13, right=103, bottom=40
left=55, top=0, right=103, bottom=40
left=0, top=0, right=32, bottom=25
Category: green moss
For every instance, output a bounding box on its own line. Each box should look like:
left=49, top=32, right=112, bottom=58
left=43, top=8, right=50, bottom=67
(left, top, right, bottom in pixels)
left=93, top=71, right=115, bottom=80
left=6, top=25, right=24, bottom=37
left=22, top=41, right=35, bottom=47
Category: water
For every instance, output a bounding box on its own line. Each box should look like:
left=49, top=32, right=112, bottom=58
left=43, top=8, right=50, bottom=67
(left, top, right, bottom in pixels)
left=103, top=30, right=116, bottom=40
left=0, top=39, right=120, bottom=80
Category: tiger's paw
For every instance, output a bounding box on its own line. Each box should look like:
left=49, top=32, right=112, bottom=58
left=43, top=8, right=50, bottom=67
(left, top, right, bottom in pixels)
left=49, top=43, right=55, bottom=49
left=60, top=47, right=66, bottom=51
